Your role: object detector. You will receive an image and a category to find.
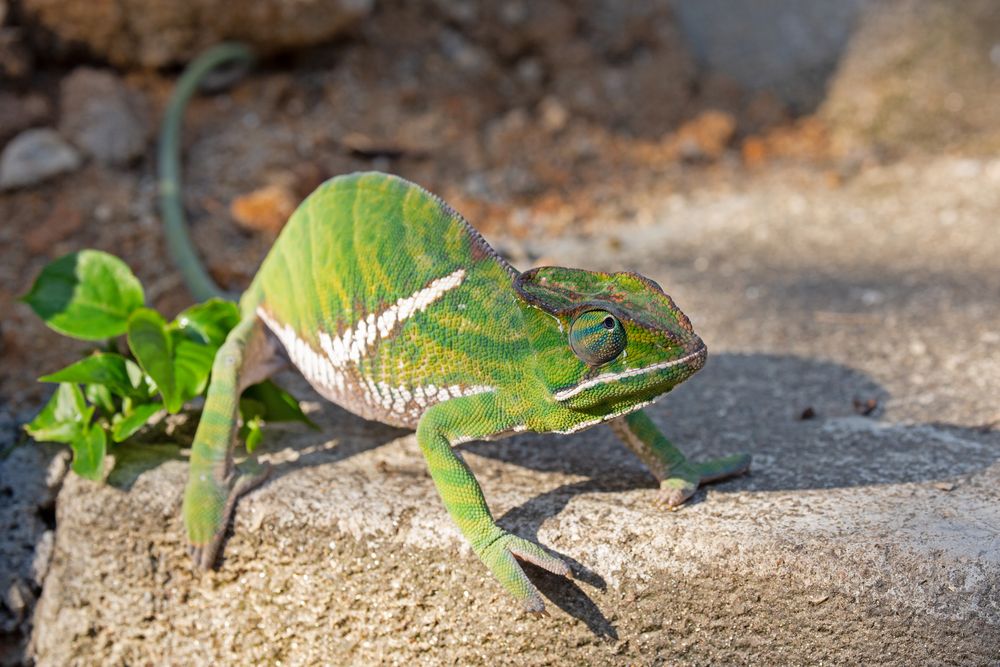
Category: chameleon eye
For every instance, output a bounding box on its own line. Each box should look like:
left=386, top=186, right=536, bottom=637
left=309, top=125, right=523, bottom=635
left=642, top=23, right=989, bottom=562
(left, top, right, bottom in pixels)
left=569, top=310, right=627, bottom=366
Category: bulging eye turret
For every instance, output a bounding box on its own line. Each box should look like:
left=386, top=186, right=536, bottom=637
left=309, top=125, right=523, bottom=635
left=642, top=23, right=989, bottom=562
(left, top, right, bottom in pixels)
left=569, top=310, right=627, bottom=366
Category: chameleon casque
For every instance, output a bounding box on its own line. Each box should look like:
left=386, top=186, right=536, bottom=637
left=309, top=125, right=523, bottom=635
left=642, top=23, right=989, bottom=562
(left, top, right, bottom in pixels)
left=166, top=45, right=751, bottom=613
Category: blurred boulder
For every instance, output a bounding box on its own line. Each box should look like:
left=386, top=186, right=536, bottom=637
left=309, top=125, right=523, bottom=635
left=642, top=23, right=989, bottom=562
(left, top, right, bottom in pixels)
left=58, top=68, right=148, bottom=167
left=821, top=0, right=1000, bottom=156
left=20, top=0, right=373, bottom=68
left=0, top=128, right=80, bottom=191
left=673, top=0, right=867, bottom=111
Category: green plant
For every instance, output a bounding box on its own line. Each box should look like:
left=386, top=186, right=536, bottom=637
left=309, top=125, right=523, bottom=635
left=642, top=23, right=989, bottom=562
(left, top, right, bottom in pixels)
left=21, top=249, right=311, bottom=480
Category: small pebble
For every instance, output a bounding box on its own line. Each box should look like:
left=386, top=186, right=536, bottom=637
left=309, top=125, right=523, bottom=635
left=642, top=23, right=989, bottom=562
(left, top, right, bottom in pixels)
left=0, top=128, right=81, bottom=191
left=59, top=67, right=148, bottom=167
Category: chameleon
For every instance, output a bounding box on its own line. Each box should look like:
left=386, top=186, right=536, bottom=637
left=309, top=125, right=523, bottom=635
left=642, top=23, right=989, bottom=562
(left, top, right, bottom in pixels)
left=162, top=45, right=751, bottom=613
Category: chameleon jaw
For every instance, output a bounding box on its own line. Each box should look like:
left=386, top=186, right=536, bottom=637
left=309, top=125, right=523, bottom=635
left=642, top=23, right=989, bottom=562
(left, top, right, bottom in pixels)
left=551, top=345, right=707, bottom=402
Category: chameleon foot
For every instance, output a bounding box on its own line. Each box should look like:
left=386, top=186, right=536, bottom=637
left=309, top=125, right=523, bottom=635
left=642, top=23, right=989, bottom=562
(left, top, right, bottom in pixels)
left=659, top=453, right=751, bottom=508
left=184, top=460, right=271, bottom=569
left=480, top=531, right=572, bottom=614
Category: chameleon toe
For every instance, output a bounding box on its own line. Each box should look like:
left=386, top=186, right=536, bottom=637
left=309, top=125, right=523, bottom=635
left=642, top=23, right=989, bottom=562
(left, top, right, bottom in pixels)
left=695, top=452, right=752, bottom=484
left=506, top=537, right=572, bottom=578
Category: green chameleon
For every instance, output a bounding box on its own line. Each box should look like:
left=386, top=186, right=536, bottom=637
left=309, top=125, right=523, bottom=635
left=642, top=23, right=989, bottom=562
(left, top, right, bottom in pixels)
left=164, top=45, right=751, bottom=613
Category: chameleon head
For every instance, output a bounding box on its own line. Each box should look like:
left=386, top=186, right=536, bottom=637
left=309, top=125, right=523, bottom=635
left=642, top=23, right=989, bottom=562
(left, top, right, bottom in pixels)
left=514, top=267, right=707, bottom=415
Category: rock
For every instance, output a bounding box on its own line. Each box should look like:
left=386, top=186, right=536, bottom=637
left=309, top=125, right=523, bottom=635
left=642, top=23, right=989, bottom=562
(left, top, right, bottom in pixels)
left=58, top=68, right=148, bottom=167
left=671, top=109, right=736, bottom=161
left=673, top=0, right=867, bottom=110
left=229, top=183, right=298, bottom=235
left=538, top=97, right=569, bottom=134
left=821, top=0, right=1000, bottom=155
left=21, top=0, right=373, bottom=68
left=22, top=155, right=1000, bottom=663
left=0, top=437, right=67, bottom=666
left=0, top=92, right=51, bottom=146
left=26, top=401, right=1000, bottom=664
left=0, top=128, right=81, bottom=191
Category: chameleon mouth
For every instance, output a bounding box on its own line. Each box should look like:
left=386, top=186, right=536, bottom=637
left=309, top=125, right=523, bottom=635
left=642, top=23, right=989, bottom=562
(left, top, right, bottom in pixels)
left=553, top=345, right=707, bottom=402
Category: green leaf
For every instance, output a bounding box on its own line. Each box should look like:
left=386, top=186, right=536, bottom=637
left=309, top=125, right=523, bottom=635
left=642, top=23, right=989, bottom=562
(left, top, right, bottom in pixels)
left=125, top=359, right=157, bottom=399
left=85, top=383, right=116, bottom=415
left=21, top=250, right=144, bottom=341
left=171, top=334, right=216, bottom=404
left=70, top=424, right=106, bottom=481
left=127, top=308, right=181, bottom=412
left=111, top=402, right=164, bottom=442
left=173, top=298, right=240, bottom=347
left=242, top=380, right=316, bottom=428
left=244, top=416, right=263, bottom=454
left=239, top=397, right=266, bottom=422
left=39, top=353, right=144, bottom=399
left=25, top=383, right=93, bottom=444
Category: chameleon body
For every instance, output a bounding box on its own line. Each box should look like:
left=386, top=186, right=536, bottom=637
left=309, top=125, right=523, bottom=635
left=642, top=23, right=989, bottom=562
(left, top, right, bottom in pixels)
left=169, top=47, right=751, bottom=613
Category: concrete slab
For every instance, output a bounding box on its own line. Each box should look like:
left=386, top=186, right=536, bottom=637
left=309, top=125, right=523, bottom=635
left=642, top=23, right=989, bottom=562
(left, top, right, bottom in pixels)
left=28, top=156, right=1000, bottom=665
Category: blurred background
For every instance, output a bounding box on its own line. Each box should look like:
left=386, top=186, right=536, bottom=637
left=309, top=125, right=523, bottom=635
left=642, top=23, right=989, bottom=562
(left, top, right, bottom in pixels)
left=2, top=1, right=1000, bottom=663
left=2, top=0, right=999, bottom=411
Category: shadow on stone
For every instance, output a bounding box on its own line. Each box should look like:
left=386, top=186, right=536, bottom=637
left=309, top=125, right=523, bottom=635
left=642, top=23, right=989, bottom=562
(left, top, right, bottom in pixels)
left=468, top=353, right=999, bottom=492
left=497, top=477, right=629, bottom=639
left=106, top=442, right=184, bottom=491
left=263, top=404, right=410, bottom=485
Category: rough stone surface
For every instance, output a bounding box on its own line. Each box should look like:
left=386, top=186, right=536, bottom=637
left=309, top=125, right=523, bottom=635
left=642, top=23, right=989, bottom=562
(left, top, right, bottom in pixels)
left=58, top=67, right=149, bottom=167
left=27, top=155, right=1000, bottom=665
left=0, top=435, right=66, bottom=667
left=822, top=0, right=1000, bottom=155
left=0, top=128, right=80, bottom=190
left=21, top=0, right=373, bottom=68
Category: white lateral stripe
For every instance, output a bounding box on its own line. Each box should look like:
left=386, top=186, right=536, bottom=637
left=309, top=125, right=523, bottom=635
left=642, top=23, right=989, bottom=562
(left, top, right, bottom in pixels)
left=553, top=398, right=656, bottom=434
left=258, top=309, right=349, bottom=395
left=553, top=348, right=705, bottom=401
left=318, top=268, right=466, bottom=368
left=257, top=306, right=494, bottom=418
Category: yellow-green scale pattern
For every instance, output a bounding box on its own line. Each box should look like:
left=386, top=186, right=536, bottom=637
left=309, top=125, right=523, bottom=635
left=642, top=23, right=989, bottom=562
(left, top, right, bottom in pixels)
left=243, top=172, right=527, bottom=428
left=184, top=170, right=751, bottom=612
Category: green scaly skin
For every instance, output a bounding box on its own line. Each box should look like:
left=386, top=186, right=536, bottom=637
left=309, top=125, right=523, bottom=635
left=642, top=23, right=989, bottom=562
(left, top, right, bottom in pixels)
left=165, top=48, right=751, bottom=614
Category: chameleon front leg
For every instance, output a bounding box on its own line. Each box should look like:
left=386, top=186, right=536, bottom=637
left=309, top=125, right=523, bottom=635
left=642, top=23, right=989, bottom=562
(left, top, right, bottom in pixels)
left=610, top=409, right=751, bottom=507
left=417, top=394, right=571, bottom=613
left=183, top=315, right=283, bottom=568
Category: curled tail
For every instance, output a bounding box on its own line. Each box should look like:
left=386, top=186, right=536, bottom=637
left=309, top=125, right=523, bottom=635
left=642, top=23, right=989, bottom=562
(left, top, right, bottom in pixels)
left=158, top=42, right=254, bottom=302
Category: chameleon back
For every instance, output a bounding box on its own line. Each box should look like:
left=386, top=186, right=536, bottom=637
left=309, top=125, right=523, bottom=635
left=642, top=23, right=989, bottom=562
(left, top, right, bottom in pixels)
left=244, top=172, right=524, bottom=428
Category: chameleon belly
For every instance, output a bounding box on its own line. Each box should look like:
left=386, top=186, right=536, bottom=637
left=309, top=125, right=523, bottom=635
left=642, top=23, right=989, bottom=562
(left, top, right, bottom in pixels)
left=245, top=172, right=524, bottom=428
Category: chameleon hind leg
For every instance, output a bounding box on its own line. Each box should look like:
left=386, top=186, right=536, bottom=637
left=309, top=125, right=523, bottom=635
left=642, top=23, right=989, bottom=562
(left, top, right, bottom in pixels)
left=417, top=393, right=571, bottom=613
left=610, top=410, right=751, bottom=507
left=183, top=315, right=284, bottom=569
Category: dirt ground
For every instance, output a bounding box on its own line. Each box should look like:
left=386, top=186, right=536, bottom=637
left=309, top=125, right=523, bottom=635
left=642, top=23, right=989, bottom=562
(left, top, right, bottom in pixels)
left=0, top=0, right=844, bottom=412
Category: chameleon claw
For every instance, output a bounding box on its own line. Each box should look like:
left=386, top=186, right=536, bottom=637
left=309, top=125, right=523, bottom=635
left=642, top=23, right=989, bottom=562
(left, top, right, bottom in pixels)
left=524, top=595, right=547, bottom=615
left=185, top=461, right=271, bottom=570
left=506, top=536, right=572, bottom=578
left=479, top=531, right=570, bottom=614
